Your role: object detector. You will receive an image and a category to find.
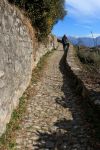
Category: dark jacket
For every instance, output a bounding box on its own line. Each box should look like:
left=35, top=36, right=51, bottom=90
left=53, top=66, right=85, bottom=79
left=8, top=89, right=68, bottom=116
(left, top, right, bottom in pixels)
left=62, top=35, right=69, bottom=46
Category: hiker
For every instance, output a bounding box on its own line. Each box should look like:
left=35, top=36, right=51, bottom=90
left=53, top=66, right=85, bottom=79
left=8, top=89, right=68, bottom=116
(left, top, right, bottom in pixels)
left=62, top=34, right=69, bottom=53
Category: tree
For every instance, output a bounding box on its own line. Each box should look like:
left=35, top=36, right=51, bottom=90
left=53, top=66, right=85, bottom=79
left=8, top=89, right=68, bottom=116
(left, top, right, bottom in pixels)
left=8, top=0, right=66, bottom=40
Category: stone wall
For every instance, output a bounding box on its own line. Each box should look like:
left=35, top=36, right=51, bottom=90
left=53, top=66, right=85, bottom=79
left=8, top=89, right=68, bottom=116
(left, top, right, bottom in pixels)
left=67, top=45, right=88, bottom=98
left=67, top=45, right=100, bottom=113
left=0, top=0, right=57, bottom=136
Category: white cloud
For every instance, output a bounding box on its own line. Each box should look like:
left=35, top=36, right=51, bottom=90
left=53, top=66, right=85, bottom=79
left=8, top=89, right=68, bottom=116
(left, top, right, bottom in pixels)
left=66, top=0, right=100, bottom=20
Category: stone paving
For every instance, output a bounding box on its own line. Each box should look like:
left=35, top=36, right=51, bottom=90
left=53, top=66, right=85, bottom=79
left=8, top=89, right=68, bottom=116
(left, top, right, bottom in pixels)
left=14, top=46, right=94, bottom=150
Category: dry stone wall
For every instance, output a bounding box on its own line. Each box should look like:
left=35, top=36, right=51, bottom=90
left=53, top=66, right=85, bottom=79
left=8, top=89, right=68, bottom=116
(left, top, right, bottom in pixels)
left=0, top=0, right=57, bottom=136
left=67, top=46, right=100, bottom=113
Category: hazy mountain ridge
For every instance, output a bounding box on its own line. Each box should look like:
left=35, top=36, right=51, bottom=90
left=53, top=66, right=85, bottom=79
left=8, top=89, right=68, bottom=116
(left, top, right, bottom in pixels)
left=68, top=36, right=100, bottom=47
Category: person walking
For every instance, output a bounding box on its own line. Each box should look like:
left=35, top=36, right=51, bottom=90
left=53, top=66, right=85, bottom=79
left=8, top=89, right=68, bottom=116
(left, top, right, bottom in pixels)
left=62, top=34, right=69, bottom=54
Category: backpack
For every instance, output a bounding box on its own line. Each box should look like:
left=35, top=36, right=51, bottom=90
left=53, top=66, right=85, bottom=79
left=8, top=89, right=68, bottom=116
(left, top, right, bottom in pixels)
left=62, top=36, right=68, bottom=45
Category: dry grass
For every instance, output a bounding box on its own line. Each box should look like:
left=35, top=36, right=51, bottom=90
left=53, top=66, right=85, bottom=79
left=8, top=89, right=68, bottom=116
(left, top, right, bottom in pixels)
left=77, top=48, right=100, bottom=64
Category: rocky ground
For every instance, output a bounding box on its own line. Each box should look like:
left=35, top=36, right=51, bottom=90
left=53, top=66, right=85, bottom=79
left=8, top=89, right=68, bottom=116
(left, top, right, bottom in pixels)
left=1, top=46, right=97, bottom=150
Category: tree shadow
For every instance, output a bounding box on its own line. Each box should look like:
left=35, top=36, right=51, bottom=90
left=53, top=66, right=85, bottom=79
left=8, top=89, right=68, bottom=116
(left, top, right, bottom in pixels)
left=33, top=118, right=91, bottom=150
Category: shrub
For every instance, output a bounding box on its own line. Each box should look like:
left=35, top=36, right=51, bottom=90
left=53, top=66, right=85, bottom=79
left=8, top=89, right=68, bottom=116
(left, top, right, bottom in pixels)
left=8, top=0, right=66, bottom=40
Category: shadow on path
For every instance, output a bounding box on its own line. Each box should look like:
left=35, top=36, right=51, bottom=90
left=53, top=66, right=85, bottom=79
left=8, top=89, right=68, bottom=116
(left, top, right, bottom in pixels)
left=58, top=51, right=100, bottom=149
left=33, top=50, right=96, bottom=150
left=34, top=119, right=84, bottom=150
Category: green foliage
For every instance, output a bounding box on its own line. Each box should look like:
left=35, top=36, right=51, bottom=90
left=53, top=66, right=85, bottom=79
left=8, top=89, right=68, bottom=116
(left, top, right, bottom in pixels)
left=8, top=0, right=66, bottom=40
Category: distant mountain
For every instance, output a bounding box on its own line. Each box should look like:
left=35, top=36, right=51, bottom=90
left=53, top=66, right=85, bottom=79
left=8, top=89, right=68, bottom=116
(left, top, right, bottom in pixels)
left=68, top=36, right=100, bottom=47
left=68, top=36, right=78, bottom=45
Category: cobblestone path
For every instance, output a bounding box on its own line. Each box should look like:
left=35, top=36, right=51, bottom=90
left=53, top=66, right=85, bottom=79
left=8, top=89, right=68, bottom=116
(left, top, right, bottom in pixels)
left=15, top=47, right=93, bottom=150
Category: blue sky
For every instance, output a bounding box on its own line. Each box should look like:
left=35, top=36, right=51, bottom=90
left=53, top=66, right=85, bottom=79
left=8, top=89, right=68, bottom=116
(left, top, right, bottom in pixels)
left=52, top=0, right=100, bottom=37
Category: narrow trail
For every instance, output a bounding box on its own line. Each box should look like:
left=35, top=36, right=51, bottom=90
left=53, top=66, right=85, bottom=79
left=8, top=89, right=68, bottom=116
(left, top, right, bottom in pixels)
left=15, top=46, right=93, bottom=150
